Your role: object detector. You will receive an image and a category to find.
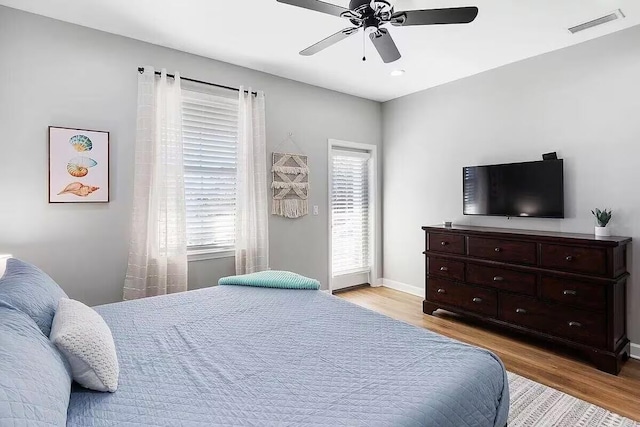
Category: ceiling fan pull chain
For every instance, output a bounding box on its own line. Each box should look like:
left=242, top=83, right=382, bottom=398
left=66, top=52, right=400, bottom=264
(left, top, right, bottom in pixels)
left=362, top=29, right=366, bottom=61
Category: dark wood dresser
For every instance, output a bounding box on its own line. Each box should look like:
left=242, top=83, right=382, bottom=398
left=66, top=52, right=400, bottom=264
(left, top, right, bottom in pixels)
left=422, top=225, right=632, bottom=374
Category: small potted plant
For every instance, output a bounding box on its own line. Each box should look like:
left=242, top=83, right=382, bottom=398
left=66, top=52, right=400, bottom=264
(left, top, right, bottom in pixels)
left=592, top=208, right=612, bottom=237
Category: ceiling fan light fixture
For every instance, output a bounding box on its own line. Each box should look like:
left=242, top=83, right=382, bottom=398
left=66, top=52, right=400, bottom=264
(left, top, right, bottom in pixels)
left=363, top=15, right=379, bottom=34
left=390, top=69, right=405, bottom=77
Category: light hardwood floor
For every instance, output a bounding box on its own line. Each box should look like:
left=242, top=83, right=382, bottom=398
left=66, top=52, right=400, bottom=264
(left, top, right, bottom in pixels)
left=336, top=286, right=640, bottom=421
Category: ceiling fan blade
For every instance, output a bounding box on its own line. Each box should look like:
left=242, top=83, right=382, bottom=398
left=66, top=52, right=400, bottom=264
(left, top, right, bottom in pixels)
left=369, top=28, right=401, bottom=63
left=300, top=27, right=359, bottom=56
left=391, top=6, right=479, bottom=26
left=276, top=0, right=350, bottom=18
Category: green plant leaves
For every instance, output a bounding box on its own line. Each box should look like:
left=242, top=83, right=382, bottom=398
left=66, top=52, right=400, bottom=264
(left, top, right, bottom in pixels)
left=591, top=208, right=612, bottom=227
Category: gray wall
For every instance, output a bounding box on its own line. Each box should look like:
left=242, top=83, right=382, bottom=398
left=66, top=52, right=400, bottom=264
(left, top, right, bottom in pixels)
left=382, top=25, right=640, bottom=343
left=0, top=6, right=382, bottom=304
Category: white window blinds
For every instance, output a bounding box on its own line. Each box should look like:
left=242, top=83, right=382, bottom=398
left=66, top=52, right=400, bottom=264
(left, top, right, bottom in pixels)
left=182, top=90, right=239, bottom=252
left=331, top=149, right=372, bottom=276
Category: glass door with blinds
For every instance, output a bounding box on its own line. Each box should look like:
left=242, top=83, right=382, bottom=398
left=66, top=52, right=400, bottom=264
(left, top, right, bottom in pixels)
left=330, top=148, right=373, bottom=291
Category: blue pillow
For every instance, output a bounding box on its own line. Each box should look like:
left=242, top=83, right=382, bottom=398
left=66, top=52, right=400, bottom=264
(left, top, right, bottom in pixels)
left=0, top=303, right=72, bottom=426
left=0, top=259, right=68, bottom=337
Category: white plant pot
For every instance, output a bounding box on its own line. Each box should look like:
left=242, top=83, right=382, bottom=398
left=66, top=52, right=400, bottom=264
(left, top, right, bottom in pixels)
left=595, top=226, right=610, bottom=237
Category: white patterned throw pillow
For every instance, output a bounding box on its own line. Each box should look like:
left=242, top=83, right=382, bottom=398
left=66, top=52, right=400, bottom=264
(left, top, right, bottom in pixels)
left=50, top=298, right=119, bottom=392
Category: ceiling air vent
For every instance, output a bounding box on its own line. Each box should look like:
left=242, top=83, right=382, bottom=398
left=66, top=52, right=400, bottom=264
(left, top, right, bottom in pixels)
left=568, top=9, right=625, bottom=34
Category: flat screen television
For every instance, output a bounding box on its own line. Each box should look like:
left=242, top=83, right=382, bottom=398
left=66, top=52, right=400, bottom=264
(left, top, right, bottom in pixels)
left=463, top=159, right=564, bottom=218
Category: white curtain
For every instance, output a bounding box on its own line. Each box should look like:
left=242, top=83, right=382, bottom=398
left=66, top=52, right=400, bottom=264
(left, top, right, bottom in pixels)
left=123, top=67, right=188, bottom=300
left=235, top=87, right=269, bottom=274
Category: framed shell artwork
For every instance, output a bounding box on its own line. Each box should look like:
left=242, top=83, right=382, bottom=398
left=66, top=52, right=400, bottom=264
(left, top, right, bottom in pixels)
left=49, top=126, right=110, bottom=203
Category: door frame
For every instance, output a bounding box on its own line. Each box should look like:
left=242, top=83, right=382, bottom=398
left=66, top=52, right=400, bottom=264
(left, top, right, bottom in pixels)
left=327, top=139, right=379, bottom=293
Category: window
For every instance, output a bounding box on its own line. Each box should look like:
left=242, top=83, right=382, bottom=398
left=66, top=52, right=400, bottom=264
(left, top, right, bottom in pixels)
left=182, top=90, right=238, bottom=253
left=330, top=148, right=372, bottom=278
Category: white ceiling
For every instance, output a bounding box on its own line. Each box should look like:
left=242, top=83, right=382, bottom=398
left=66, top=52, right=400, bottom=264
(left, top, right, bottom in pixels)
left=2, top=0, right=639, bottom=101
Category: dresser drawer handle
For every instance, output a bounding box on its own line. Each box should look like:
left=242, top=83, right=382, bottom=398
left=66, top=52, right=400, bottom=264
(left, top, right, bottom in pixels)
left=493, top=276, right=504, bottom=282
left=568, top=321, right=582, bottom=328
left=565, top=255, right=574, bottom=262
left=441, top=241, right=449, bottom=246
left=437, top=288, right=446, bottom=294
left=494, top=247, right=502, bottom=253
left=515, top=308, right=527, bottom=314
left=440, top=266, right=449, bottom=272
left=563, top=290, right=577, bottom=296
left=472, top=297, right=483, bottom=303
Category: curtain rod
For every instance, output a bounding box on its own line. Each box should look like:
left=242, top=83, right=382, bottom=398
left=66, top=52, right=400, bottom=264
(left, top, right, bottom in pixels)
left=137, top=67, right=257, bottom=96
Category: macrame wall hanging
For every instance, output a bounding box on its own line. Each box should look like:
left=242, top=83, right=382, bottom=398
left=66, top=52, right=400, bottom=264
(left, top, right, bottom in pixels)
left=271, top=133, right=309, bottom=219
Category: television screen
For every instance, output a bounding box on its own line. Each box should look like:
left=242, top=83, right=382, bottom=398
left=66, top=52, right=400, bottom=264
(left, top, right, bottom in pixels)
left=463, top=160, right=564, bottom=218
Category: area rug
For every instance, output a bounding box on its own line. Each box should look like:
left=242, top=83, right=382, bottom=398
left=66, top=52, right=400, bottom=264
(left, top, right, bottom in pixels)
left=508, top=372, right=638, bottom=426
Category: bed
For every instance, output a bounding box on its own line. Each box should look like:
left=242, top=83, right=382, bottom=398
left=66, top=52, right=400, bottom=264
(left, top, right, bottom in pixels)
left=66, top=285, right=509, bottom=427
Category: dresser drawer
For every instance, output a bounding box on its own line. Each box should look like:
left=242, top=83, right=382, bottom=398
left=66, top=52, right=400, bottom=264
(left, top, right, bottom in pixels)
left=540, top=276, right=606, bottom=311
left=466, top=263, right=536, bottom=296
left=428, top=233, right=465, bottom=255
left=468, top=237, right=537, bottom=265
left=540, top=244, right=607, bottom=276
left=427, top=278, right=497, bottom=317
left=427, top=257, right=464, bottom=281
left=499, top=294, right=606, bottom=348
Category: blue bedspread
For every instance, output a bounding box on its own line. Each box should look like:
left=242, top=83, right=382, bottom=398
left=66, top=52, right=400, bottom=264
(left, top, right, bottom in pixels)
left=68, top=286, right=509, bottom=426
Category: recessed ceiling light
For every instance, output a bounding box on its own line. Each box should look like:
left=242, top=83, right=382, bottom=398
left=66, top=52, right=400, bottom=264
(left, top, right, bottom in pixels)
left=390, top=69, right=405, bottom=77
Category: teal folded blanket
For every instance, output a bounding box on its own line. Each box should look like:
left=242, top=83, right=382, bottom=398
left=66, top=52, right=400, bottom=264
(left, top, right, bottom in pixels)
left=218, top=270, right=320, bottom=290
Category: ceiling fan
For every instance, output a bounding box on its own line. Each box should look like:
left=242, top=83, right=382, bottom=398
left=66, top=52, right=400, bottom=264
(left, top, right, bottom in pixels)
left=276, top=0, right=479, bottom=63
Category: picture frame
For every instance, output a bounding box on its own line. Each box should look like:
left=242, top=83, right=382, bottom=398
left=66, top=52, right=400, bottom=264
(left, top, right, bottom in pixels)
left=48, top=126, right=110, bottom=203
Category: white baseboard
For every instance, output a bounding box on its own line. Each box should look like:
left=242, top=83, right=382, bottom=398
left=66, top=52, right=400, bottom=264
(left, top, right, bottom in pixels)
left=381, top=278, right=425, bottom=298
left=631, top=343, right=640, bottom=360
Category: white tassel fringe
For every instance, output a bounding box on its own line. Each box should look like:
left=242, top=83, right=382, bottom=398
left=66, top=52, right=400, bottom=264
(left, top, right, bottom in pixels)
left=272, top=199, right=309, bottom=218
left=271, top=181, right=309, bottom=190
left=272, top=165, right=309, bottom=175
